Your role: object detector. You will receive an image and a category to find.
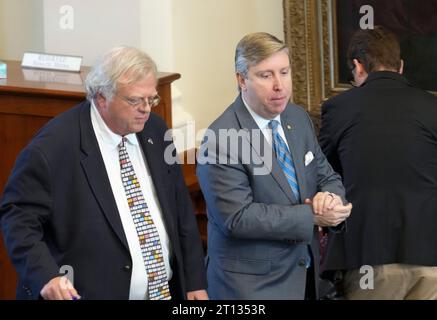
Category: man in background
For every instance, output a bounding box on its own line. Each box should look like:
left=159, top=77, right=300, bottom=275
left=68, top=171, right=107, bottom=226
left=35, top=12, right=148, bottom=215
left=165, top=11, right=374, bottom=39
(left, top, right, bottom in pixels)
left=320, top=26, right=437, bottom=299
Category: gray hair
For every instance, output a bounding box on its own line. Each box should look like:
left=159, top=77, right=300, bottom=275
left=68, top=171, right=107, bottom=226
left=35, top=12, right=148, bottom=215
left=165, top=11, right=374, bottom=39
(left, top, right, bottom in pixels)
left=85, top=46, right=157, bottom=101
left=235, top=32, right=288, bottom=79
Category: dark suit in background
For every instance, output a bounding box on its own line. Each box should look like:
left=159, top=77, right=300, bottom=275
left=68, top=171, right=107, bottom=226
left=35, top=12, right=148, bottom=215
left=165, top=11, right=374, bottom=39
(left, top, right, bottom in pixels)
left=321, top=71, right=437, bottom=268
left=320, top=27, right=437, bottom=299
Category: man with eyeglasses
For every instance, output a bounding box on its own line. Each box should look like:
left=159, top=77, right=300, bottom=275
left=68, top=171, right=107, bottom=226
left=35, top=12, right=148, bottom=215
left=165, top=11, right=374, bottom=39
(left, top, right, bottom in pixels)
left=319, top=26, right=437, bottom=299
left=0, top=46, right=208, bottom=300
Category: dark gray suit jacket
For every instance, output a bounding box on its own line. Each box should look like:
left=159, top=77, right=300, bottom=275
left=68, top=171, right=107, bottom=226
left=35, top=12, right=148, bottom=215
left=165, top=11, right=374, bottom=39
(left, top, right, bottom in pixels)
left=197, top=95, right=345, bottom=299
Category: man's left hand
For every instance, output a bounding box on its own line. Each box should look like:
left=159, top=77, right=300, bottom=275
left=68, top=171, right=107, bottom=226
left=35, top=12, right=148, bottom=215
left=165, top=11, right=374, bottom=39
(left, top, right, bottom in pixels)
left=186, top=289, right=209, bottom=300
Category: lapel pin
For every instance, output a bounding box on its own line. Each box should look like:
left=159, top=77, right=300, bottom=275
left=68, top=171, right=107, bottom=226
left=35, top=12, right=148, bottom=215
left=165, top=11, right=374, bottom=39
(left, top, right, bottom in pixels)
left=147, top=138, right=154, bottom=145
left=286, top=124, right=292, bottom=131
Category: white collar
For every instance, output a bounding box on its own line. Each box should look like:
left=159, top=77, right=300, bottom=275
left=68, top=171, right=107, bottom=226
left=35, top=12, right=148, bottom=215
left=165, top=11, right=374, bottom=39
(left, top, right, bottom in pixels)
left=91, top=100, right=138, bottom=150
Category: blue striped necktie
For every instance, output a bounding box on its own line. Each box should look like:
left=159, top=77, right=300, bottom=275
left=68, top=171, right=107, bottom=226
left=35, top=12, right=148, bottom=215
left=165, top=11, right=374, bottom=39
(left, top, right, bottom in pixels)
left=269, top=120, right=300, bottom=200
left=270, top=122, right=310, bottom=268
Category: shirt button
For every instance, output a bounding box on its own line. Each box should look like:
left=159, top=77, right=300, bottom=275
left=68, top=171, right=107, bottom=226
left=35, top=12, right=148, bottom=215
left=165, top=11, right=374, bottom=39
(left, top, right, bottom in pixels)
left=123, top=265, right=131, bottom=271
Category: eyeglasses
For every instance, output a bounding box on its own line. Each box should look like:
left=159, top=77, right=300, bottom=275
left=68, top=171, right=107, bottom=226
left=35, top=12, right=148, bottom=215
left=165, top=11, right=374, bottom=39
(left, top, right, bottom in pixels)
left=348, top=58, right=362, bottom=87
left=119, top=94, right=161, bottom=109
left=348, top=67, right=358, bottom=87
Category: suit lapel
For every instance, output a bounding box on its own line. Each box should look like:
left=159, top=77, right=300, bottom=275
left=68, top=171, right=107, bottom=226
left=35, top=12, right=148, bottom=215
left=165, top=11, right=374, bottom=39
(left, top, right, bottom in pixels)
left=281, top=111, right=306, bottom=203
left=233, top=96, right=296, bottom=203
left=79, top=103, right=129, bottom=251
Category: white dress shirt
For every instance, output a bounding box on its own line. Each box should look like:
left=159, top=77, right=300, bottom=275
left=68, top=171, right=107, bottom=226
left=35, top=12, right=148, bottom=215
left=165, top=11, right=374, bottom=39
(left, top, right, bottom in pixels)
left=90, top=102, right=172, bottom=300
left=242, top=96, right=290, bottom=150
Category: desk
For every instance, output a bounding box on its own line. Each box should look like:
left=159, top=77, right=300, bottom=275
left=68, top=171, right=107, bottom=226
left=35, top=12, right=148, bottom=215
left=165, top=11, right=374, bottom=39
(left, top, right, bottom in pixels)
left=0, top=60, right=185, bottom=299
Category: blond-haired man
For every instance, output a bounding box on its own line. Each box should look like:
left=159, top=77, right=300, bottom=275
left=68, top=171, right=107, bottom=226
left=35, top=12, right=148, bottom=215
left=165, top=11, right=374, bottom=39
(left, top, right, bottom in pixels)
left=197, top=33, right=351, bottom=300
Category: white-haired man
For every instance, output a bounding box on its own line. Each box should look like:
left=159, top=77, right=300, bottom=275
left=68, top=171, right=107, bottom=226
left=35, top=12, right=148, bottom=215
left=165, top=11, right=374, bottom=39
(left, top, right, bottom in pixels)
left=0, top=47, right=207, bottom=300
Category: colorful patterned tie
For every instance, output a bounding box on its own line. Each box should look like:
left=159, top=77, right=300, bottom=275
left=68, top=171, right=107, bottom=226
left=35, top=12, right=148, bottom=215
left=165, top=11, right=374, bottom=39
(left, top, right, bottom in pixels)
left=269, top=120, right=300, bottom=200
left=118, top=137, right=171, bottom=300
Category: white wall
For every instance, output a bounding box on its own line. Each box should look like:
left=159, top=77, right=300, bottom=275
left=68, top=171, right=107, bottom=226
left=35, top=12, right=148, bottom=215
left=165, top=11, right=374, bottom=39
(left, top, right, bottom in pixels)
left=139, top=0, right=284, bottom=150
left=0, top=0, right=284, bottom=149
left=140, top=0, right=173, bottom=72
left=0, top=0, right=44, bottom=59
left=43, top=0, right=141, bottom=66
left=172, top=0, right=284, bottom=135
left=139, top=0, right=194, bottom=152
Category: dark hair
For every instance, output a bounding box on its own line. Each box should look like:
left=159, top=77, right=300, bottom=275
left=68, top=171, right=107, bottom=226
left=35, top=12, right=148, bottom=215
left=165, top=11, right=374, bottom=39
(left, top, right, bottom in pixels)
left=347, top=26, right=401, bottom=73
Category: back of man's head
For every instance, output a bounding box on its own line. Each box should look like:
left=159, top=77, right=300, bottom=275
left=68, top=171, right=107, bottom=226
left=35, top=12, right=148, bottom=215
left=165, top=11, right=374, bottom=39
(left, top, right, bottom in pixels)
left=347, top=26, right=401, bottom=73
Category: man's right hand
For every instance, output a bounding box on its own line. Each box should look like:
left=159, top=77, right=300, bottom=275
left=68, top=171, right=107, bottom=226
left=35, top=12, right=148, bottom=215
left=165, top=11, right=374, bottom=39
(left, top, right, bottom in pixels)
left=312, top=202, right=352, bottom=227
left=40, top=276, right=81, bottom=300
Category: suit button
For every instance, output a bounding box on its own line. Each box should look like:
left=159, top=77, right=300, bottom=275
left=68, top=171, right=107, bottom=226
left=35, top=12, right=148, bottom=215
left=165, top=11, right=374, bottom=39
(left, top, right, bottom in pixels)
left=123, top=265, right=131, bottom=271
left=298, top=259, right=306, bottom=267
left=22, top=286, right=32, bottom=296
